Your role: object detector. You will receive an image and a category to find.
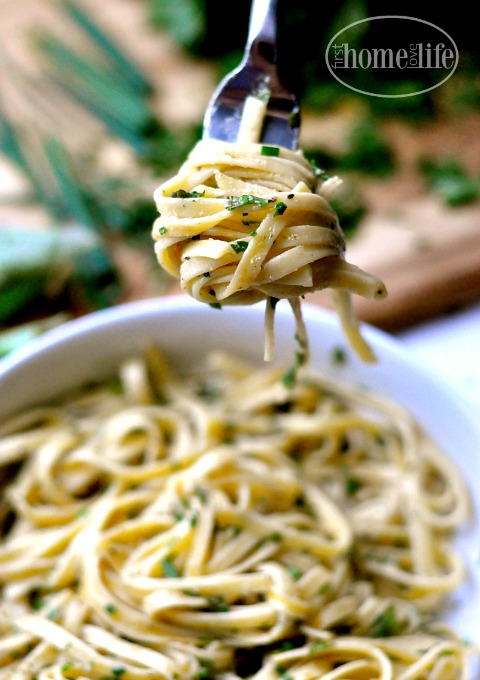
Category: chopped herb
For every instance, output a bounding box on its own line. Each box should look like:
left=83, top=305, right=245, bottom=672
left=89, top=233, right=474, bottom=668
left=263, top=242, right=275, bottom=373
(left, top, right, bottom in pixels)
left=274, top=201, right=287, bottom=217
left=230, top=240, right=249, bottom=253
left=268, top=532, right=282, bottom=542
left=241, top=219, right=260, bottom=226
left=261, top=145, right=280, bottom=157
left=31, top=597, right=45, bottom=611
left=61, top=662, right=74, bottom=673
left=112, top=670, right=126, bottom=678
left=158, top=226, right=168, bottom=235
left=345, top=475, right=362, bottom=496
left=295, top=350, right=306, bottom=367
left=226, top=525, right=242, bottom=536
left=170, top=189, right=205, bottom=198
left=226, top=194, right=269, bottom=211
left=203, top=272, right=210, bottom=277
left=282, top=366, right=297, bottom=389
left=370, top=604, right=401, bottom=637
left=310, top=640, right=332, bottom=653
left=287, top=566, right=302, bottom=580
left=104, top=603, right=117, bottom=614
left=209, top=302, right=222, bottom=309
left=206, top=595, right=229, bottom=612
left=162, top=556, right=180, bottom=578
left=276, top=664, right=294, bottom=680
left=75, top=507, right=88, bottom=518
left=332, top=346, right=347, bottom=365
left=318, top=583, right=331, bottom=595
left=250, top=230, right=257, bottom=236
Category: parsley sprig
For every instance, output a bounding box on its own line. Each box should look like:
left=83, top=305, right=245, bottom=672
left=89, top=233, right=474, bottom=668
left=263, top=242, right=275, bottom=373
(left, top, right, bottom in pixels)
left=226, top=194, right=269, bottom=210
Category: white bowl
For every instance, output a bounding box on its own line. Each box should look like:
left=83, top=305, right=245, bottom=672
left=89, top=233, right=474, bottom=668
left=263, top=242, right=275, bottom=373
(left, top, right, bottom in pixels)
left=0, top=296, right=479, bottom=648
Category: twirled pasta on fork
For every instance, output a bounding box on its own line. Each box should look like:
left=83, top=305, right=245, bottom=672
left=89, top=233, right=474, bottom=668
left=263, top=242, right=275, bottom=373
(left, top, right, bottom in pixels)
left=152, top=138, right=387, bottom=361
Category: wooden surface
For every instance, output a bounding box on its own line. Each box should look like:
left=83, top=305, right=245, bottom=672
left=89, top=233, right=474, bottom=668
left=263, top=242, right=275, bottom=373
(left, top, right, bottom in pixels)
left=1, top=0, right=480, bottom=332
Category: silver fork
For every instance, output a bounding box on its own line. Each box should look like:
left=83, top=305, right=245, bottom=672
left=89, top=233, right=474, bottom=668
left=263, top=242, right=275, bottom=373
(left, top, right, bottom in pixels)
left=202, top=0, right=300, bottom=150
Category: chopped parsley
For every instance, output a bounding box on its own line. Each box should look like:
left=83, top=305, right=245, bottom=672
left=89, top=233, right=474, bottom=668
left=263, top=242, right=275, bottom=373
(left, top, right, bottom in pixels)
left=206, top=595, right=229, bottom=612
left=226, top=194, right=269, bottom=211
left=250, top=230, right=257, bottom=236
left=276, top=665, right=294, bottom=680
left=282, top=366, right=297, bottom=389
left=170, top=189, right=205, bottom=198
left=287, top=565, right=303, bottom=580
left=209, top=302, right=222, bottom=309
left=261, top=145, right=280, bottom=157
left=370, top=604, right=401, bottom=637
left=310, top=640, right=332, bottom=653
left=230, top=240, right=249, bottom=253
left=345, top=474, right=362, bottom=496
left=104, top=603, right=117, bottom=615
left=331, top=346, right=347, bottom=365
left=161, top=556, right=180, bottom=578
left=158, top=226, right=168, bottom=235
left=274, top=201, right=287, bottom=217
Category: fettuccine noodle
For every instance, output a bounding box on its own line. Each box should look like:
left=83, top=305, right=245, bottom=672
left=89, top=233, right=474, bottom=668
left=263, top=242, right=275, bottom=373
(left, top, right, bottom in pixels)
left=0, top=347, right=475, bottom=678
left=152, top=106, right=387, bottom=362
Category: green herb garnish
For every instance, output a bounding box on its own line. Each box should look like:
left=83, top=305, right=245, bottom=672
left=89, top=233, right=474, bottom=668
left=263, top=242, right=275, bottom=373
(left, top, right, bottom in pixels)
left=104, top=603, right=117, bottom=614
left=170, top=189, right=205, bottom=198
left=345, top=474, right=362, bottom=496
left=209, top=302, right=222, bottom=309
left=158, top=226, right=168, bottom=235
left=332, top=346, right=347, bottom=365
left=162, top=556, right=180, bottom=578
left=287, top=566, right=302, bottom=580
left=206, top=595, right=229, bottom=612
left=276, top=665, right=294, bottom=680
left=274, top=201, right=287, bottom=217
left=230, top=240, right=249, bottom=253
left=261, top=145, right=280, bottom=157
left=226, top=194, right=268, bottom=210
left=370, top=604, right=401, bottom=637
left=310, top=640, right=332, bottom=653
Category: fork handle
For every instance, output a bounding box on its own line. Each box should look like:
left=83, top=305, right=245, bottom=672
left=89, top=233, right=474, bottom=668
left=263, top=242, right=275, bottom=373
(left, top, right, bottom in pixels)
left=246, top=0, right=278, bottom=66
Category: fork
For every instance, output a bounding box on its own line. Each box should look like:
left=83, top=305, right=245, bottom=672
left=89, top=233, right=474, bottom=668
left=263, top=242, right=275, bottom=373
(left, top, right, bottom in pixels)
left=202, top=0, right=300, bottom=150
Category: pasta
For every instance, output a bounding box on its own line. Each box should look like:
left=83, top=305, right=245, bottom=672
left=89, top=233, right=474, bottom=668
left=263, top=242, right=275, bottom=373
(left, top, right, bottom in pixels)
left=151, top=99, right=387, bottom=362
left=0, top=347, right=475, bottom=679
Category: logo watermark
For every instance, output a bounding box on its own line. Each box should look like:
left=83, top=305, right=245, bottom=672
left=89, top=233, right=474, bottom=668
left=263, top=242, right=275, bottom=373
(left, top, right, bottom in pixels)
left=325, top=16, right=459, bottom=98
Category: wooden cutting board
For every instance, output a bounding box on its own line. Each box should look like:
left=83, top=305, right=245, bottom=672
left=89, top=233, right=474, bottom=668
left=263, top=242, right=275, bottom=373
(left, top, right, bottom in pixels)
left=309, top=191, right=480, bottom=332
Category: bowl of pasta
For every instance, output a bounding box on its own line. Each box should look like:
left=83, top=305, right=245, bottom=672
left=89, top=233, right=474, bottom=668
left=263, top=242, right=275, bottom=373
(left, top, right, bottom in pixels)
left=0, top=295, right=478, bottom=679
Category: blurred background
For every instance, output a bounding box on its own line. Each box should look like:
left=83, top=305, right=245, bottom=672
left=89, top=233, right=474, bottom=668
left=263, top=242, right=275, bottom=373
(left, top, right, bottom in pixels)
left=1, top=0, right=479, bottom=355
